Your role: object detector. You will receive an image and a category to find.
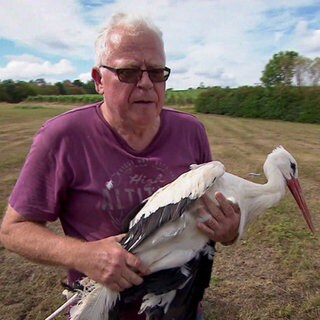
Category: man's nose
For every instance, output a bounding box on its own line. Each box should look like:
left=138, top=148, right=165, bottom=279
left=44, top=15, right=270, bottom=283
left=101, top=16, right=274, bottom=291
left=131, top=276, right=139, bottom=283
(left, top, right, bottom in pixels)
left=137, top=70, right=154, bottom=89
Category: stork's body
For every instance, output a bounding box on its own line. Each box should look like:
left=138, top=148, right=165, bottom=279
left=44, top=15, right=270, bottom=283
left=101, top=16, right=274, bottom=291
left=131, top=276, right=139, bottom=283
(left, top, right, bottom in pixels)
left=47, top=146, right=314, bottom=320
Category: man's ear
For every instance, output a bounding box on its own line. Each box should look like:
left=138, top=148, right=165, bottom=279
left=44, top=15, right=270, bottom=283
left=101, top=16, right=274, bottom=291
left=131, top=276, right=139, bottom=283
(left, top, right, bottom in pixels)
left=91, top=67, right=104, bottom=94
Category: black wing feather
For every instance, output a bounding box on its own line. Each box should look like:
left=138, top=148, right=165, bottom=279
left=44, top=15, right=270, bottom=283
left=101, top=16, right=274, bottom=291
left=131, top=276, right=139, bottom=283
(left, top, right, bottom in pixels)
left=113, top=243, right=215, bottom=319
left=120, top=197, right=194, bottom=252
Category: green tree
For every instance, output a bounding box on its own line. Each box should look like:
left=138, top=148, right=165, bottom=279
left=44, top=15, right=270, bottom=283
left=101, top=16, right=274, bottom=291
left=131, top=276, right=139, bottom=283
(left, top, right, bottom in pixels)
left=310, top=57, right=320, bottom=86
left=0, top=80, right=36, bottom=103
left=55, top=82, right=67, bottom=95
left=83, top=80, right=96, bottom=94
left=0, top=82, right=10, bottom=101
left=294, top=56, right=312, bottom=86
left=73, top=79, right=84, bottom=87
left=261, top=51, right=299, bottom=87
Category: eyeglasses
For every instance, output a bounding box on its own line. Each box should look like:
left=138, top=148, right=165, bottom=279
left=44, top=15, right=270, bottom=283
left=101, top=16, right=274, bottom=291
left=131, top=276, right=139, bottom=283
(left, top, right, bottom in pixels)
left=99, top=65, right=171, bottom=83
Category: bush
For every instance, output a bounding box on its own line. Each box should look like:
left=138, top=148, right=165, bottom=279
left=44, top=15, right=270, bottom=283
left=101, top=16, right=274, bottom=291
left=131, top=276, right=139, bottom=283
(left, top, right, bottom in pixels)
left=195, top=86, right=320, bottom=124
left=25, top=94, right=102, bottom=104
left=165, top=89, right=202, bottom=106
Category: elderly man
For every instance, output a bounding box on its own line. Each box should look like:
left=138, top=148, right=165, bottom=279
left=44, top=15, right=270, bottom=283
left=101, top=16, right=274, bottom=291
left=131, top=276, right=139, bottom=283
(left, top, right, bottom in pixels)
left=0, top=12, right=240, bottom=319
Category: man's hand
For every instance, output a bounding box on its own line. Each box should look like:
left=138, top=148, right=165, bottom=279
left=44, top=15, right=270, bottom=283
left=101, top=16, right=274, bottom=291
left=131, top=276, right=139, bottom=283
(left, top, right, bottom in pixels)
left=197, top=192, right=240, bottom=244
left=75, top=235, right=150, bottom=291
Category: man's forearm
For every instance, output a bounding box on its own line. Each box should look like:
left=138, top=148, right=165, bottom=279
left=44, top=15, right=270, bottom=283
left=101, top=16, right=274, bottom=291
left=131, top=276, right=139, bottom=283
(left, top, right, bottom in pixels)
left=1, top=205, right=149, bottom=290
left=0, top=205, right=84, bottom=269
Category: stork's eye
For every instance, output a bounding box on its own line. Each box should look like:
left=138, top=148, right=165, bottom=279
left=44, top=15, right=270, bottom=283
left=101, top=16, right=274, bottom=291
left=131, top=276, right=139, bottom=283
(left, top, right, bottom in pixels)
left=290, top=162, right=296, bottom=176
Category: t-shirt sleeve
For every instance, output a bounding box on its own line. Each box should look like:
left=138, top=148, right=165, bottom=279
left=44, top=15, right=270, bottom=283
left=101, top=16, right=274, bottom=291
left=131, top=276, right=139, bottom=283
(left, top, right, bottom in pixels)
left=9, top=124, right=71, bottom=222
left=198, top=121, right=212, bottom=163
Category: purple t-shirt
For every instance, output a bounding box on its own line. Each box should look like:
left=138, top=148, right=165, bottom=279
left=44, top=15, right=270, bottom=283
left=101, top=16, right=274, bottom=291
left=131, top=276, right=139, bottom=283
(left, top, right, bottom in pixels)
left=9, top=101, right=211, bottom=318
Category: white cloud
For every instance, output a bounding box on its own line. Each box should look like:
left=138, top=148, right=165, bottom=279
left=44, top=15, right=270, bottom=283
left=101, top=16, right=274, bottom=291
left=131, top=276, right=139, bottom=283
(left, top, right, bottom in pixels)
left=0, top=55, right=75, bottom=81
left=296, top=26, right=320, bottom=57
left=78, top=71, right=92, bottom=83
left=0, top=0, right=320, bottom=88
left=0, top=0, right=95, bottom=59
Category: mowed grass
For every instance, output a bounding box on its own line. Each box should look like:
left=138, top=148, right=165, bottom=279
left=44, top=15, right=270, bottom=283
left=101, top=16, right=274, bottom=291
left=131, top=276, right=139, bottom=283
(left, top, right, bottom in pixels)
left=0, top=102, right=319, bottom=320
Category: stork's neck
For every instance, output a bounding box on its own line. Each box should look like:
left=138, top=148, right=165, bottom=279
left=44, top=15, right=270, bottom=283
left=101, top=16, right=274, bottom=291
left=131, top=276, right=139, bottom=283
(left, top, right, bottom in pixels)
left=264, top=166, right=287, bottom=198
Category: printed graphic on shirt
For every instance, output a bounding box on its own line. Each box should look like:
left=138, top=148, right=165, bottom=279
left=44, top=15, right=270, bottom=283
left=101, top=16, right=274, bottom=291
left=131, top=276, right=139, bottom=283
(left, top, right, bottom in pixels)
left=101, top=158, right=175, bottom=230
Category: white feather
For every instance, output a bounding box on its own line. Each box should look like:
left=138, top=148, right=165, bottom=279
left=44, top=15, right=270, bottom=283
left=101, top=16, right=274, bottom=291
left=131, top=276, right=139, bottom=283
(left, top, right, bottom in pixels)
left=70, top=280, right=119, bottom=320
left=129, top=161, right=225, bottom=228
left=139, top=290, right=177, bottom=315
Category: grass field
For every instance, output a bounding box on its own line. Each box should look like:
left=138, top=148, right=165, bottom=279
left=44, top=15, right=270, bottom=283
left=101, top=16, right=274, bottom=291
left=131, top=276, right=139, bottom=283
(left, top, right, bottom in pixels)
left=0, top=102, right=319, bottom=320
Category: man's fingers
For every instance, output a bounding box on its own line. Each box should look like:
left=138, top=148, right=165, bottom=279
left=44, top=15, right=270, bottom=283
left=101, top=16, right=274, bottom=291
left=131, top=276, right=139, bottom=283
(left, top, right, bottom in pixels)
left=126, top=253, right=150, bottom=275
left=201, top=195, right=227, bottom=222
left=231, top=202, right=240, bottom=214
left=214, top=192, right=238, bottom=217
left=114, top=233, right=126, bottom=242
left=122, top=269, right=144, bottom=287
left=106, top=255, right=146, bottom=291
left=197, top=221, right=216, bottom=240
left=200, top=194, right=223, bottom=221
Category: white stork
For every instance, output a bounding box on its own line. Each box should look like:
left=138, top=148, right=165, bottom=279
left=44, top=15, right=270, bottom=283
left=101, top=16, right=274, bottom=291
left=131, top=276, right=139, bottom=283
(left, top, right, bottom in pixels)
left=45, top=146, right=315, bottom=320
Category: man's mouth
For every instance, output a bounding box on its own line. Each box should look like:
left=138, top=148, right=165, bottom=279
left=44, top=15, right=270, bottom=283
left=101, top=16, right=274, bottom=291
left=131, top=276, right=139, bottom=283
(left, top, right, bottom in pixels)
left=134, top=100, right=154, bottom=104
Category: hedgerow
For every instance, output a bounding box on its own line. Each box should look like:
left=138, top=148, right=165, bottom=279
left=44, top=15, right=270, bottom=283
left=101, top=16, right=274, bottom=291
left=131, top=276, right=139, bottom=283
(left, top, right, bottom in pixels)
left=195, top=86, right=320, bottom=124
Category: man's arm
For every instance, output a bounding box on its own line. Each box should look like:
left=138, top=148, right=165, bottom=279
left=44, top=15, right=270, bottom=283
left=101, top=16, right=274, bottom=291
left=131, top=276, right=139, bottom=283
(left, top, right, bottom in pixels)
left=0, top=205, right=149, bottom=291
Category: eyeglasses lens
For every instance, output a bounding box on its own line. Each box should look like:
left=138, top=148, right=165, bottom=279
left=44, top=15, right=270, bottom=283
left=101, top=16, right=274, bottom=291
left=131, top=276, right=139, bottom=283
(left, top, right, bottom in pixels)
left=118, top=69, right=170, bottom=83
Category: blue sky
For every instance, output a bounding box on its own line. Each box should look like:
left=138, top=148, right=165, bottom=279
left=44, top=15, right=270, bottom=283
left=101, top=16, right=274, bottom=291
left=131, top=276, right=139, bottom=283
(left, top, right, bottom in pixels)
left=1, top=0, right=320, bottom=89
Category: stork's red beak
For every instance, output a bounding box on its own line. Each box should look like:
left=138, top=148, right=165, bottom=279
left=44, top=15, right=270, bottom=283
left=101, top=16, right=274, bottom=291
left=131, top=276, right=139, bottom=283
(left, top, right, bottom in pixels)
left=287, top=176, right=315, bottom=234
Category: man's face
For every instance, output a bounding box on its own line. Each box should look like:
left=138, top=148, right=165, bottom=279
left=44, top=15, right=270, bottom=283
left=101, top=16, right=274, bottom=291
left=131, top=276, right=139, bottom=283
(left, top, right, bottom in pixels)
left=96, top=28, right=166, bottom=129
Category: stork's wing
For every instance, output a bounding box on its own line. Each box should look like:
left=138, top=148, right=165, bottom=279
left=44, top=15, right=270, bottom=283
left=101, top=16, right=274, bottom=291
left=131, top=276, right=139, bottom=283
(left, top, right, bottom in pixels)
left=120, top=199, right=148, bottom=232
left=118, top=245, right=215, bottom=320
left=120, top=161, right=225, bottom=252
left=121, top=197, right=193, bottom=252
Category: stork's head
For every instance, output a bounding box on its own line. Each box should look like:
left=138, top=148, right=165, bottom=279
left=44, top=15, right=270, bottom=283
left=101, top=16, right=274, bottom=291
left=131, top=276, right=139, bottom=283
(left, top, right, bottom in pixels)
left=265, top=146, right=315, bottom=234
left=264, top=146, right=298, bottom=180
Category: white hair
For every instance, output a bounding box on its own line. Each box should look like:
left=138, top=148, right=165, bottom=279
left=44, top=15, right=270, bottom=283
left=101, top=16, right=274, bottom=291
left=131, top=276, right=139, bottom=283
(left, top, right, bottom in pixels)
left=94, top=12, right=164, bottom=66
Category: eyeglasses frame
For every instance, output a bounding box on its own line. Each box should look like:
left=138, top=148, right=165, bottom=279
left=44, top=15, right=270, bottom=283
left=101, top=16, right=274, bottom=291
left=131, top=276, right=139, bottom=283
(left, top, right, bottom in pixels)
left=99, top=65, right=171, bottom=83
